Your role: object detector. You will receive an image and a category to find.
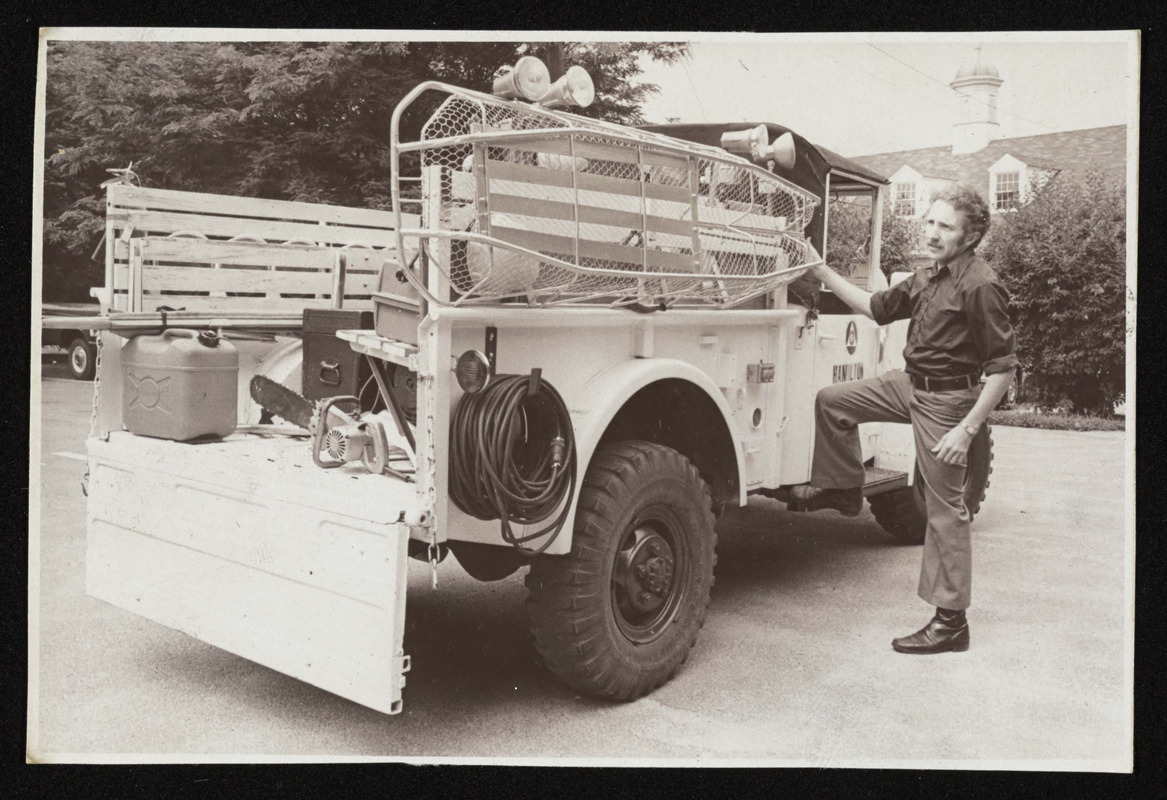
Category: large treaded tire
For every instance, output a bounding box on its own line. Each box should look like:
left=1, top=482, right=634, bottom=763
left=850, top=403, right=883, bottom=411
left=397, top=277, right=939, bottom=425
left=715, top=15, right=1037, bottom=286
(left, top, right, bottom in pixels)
left=525, top=441, right=717, bottom=701
left=869, top=426, right=994, bottom=545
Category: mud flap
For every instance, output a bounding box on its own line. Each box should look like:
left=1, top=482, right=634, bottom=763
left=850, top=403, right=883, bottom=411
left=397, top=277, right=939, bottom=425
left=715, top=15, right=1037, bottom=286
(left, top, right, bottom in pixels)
left=85, top=432, right=415, bottom=715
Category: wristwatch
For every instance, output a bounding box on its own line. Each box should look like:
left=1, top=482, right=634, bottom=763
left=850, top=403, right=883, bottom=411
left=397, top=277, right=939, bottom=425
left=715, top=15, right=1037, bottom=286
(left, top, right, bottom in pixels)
left=961, top=421, right=980, bottom=437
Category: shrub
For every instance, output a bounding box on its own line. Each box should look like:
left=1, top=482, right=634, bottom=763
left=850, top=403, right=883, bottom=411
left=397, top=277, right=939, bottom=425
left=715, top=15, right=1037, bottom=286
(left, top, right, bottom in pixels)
left=981, top=173, right=1126, bottom=414
left=826, top=195, right=918, bottom=279
left=989, top=409, right=1125, bottom=432
left=879, top=203, right=920, bottom=278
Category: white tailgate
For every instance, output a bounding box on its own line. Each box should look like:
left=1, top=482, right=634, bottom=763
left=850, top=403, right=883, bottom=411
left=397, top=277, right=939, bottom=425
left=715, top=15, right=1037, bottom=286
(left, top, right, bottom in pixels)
left=86, top=431, right=417, bottom=715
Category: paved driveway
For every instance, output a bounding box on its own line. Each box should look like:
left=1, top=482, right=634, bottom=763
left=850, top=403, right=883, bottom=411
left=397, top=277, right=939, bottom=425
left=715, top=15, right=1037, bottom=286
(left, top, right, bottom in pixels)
left=30, top=369, right=1131, bottom=767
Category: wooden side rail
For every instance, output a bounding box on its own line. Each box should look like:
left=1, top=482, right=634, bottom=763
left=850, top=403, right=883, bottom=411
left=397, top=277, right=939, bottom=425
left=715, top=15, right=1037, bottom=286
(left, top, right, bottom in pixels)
left=105, top=184, right=419, bottom=316
left=107, top=184, right=418, bottom=232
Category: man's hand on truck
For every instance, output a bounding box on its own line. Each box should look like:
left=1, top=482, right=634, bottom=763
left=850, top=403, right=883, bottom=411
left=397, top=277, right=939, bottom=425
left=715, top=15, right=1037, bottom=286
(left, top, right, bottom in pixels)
left=810, top=262, right=875, bottom=319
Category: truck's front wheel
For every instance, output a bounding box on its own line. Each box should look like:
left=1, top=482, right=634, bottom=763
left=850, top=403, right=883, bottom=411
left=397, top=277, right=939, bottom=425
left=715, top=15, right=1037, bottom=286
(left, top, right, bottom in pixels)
left=869, top=426, right=993, bottom=545
left=525, top=441, right=717, bottom=701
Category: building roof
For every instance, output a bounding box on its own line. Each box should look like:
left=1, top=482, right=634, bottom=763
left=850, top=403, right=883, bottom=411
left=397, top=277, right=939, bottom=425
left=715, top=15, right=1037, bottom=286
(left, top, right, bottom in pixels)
left=813, top=143, right=890, bottom=185
left=849, top=125, right=1126, bottom=187
left=918, top=168, right=960, bottom=181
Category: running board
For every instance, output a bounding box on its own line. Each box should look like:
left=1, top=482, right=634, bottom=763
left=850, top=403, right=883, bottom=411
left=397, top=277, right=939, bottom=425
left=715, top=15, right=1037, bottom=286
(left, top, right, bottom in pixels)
left=758, top=467, right=908, bottom=503
left=860, top=467, right=909, bottom=496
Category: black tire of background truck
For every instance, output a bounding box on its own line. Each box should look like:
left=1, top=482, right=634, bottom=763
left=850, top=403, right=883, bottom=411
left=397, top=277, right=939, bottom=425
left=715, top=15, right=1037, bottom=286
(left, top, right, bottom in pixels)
left=995, top=366, right=1024, bottom=409
left=68, top=337, right=96, bottom=381
left=997, top=381, right=1017, bottom=409
left=868, top=426, right=993, bottom=545
left=524, top=441, right=717, bottom=701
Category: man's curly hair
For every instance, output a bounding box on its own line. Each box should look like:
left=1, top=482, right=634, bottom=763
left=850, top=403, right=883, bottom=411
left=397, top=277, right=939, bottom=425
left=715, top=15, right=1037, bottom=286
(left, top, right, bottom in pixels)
left=929, top=184, right=991, bottom=248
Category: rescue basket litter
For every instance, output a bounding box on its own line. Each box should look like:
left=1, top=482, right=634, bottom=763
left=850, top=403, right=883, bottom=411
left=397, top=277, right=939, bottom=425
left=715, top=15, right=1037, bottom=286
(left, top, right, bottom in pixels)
left=391, top=83, right=823, bottom=309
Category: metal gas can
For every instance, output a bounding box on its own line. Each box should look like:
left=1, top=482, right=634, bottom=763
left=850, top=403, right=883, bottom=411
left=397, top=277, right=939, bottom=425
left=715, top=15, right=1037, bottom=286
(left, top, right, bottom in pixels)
left=121, top=329, right=239, bottom=441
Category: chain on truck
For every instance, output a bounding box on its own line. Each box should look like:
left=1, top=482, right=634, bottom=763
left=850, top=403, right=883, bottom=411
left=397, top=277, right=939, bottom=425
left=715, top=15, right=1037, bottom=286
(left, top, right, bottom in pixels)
left=70, top=57, right=994, bottom=715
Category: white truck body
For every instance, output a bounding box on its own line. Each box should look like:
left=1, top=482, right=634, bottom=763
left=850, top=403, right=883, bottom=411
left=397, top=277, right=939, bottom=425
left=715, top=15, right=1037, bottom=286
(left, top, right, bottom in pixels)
left=81, top=80, right=922, bottom=714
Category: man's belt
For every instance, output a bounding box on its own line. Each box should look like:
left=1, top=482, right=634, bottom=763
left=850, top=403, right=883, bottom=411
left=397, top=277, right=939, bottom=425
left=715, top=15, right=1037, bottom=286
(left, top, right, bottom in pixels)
left=909, top=373, right=980, bottom=392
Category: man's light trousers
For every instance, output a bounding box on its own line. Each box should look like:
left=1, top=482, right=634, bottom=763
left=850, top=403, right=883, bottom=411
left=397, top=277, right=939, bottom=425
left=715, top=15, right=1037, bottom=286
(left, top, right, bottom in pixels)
left=810, top=369, right=981, bottom=610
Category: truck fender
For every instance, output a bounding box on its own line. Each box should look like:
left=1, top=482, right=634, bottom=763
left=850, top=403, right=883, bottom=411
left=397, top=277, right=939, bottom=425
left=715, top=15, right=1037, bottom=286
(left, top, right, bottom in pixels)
left=568, top=357, right=747, bottom=508
left=241, top=337, right=303, bottom=424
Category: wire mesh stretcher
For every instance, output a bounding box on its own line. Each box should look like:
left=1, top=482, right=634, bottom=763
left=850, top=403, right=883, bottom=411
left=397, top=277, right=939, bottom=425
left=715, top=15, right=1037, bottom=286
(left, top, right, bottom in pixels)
left=391, top=83, right=823, bottom=309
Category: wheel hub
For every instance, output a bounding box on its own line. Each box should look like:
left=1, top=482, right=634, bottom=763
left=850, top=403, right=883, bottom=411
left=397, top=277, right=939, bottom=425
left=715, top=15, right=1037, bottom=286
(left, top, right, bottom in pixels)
left=616, top=528, right=676, bottom=617
left=634, top=545, right=674, bottom=596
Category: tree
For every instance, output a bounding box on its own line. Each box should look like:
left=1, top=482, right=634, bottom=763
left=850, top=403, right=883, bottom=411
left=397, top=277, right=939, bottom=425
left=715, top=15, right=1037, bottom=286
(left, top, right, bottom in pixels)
left=825, top=195, right=919, bottom=279
left=41, top=40, right=689, bottom=301
left=878, top=201, right=920, bottom=278
left=548, top=42, right=688, bottom=125
left=981, top=173, right=1126, bottom=414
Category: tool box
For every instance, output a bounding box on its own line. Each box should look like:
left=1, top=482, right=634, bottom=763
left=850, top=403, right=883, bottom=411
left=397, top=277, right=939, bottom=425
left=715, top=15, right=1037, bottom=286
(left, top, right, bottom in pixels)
left=301, top=309, right=374, bottom=402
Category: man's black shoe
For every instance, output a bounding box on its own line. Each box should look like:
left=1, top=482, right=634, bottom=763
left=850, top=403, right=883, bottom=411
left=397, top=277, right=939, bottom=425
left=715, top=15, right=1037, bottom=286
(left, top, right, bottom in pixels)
left=892, top=609, right=970, bottom=654
left=786, top=485, right=864, bottom=517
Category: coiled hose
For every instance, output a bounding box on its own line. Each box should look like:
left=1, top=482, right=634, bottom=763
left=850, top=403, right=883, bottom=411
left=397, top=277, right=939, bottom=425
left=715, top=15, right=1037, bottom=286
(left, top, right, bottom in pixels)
left=449, top=371, right=576, bottom=555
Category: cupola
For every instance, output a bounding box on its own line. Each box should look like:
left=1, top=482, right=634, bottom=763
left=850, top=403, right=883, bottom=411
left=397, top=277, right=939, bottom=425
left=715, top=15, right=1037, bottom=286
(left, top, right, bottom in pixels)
left=950, top=46, right=1004, bottom=154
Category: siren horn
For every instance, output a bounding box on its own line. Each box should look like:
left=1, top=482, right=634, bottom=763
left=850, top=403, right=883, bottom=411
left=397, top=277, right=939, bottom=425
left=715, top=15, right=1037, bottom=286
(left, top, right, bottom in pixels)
left=763, top=132, right=798, bottom=170
left=536, top=65, right=595, bottom=109
left=492, top=56, right=552, bottom=101
left=720, top=124, right=769, bottom=160
left=720, top=126, right=798, bottom=170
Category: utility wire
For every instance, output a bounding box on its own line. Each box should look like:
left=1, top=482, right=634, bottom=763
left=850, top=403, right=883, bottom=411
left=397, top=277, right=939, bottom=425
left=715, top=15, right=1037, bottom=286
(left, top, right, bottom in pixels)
left=681, top=58, right=708, bottom=123
left=678, top=50, right=958, bottom=145
left=867, top=44, right=1057, bottom=133
left=850, top=62, right=970, bottom=116
left=669, top=47, right=1049, bottom=154
left=825, top=62, right=978, bottom=154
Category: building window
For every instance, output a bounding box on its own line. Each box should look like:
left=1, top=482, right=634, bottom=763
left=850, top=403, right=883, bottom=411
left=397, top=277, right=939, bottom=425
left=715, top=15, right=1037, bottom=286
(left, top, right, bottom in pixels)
left=994, top=171, right=1020, bottom=210
left=893, top=182, right=916, bottom=217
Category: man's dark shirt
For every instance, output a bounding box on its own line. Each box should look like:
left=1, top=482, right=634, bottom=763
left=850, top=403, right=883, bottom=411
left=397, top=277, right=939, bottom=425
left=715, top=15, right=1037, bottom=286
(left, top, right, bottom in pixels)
left=870, top=251, right=1018, bottom=378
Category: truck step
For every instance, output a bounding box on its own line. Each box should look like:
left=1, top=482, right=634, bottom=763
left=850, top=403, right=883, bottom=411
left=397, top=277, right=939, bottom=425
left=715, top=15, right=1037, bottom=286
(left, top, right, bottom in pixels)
left=759, top=467, right=908, bottom=504
left=861, top=467, right=908, bottom=496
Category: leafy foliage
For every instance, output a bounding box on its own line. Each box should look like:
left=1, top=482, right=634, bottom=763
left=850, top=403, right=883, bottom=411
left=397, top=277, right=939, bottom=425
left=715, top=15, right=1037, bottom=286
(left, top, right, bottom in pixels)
left=551, top=42, right=688, bottom=124
left=981, top=173, right=1126, bottom=414
left=989, top=408, right=1124, bottom=432
left=825, top=197, right=869, bottom=277
left=878, top=202, right=921, bottom=278
left=825, top=195, right=919, bottom=279
left=42, top=40, right=688, bottom=301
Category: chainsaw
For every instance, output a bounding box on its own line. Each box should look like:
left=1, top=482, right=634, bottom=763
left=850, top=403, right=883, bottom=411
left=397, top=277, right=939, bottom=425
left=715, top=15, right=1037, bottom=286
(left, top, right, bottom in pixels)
left=250, top=375, right=411, bottom=477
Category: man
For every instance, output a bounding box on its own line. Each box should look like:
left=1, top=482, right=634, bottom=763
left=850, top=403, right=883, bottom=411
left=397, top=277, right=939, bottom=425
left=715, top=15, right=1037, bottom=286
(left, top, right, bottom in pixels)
left=789, top=184, right=1017, bottom=655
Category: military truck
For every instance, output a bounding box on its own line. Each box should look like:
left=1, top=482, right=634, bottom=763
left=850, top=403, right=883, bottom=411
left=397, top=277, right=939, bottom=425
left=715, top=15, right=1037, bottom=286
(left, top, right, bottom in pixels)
left=75, top=63, right=992, bottom=715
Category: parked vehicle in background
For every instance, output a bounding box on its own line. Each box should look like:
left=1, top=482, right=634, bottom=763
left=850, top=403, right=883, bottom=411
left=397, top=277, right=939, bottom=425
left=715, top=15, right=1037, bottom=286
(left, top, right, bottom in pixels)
left=41, top=303, right=99, bottom=380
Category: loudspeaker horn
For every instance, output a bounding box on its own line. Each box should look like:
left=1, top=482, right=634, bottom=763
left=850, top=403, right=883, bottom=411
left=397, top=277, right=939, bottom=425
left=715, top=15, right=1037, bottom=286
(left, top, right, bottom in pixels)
left=536, top=65, right=595, bottom=109
left=492, top=56, right=551, bottom=101
left=763, top=132, right=797, bottom=171
left=720, top=124, right=769, bottom=160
